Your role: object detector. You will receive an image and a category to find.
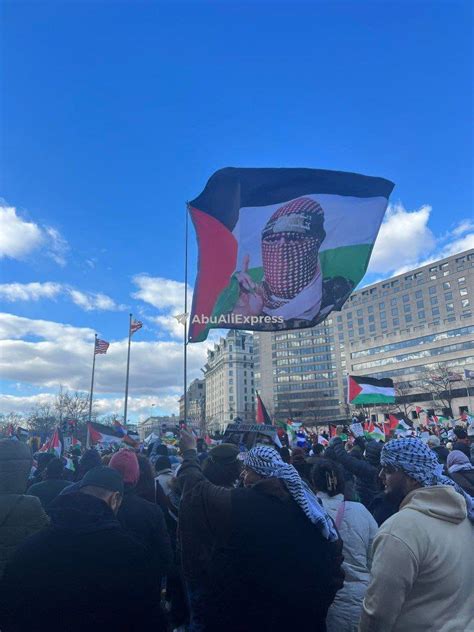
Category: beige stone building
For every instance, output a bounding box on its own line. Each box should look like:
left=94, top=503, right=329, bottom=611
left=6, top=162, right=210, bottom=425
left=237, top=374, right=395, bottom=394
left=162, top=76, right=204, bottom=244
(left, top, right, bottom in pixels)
left=203, top=330, right=255, bottom=432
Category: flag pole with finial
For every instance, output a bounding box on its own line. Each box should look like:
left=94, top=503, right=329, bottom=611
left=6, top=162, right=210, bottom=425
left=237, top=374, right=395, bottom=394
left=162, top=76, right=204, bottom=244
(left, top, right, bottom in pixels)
left=88, top=334, right=97, bottom=424
left=123, top=313, right=133, bottom=425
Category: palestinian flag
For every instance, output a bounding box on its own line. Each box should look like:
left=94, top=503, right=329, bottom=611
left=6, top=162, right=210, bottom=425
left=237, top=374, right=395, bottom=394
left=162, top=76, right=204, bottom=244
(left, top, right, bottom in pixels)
left=318, top=435, right=329, bottom=446
left=40, top=428, right=62, bottom=456
left=368, top=425, right=385, bottom=442
left=71, top=437, right=82, bottom=449
left=348, top=375, right=395, bottom=404
left=256, top=393, right=271, bottom=424
left=87, top=422, right=133, bottom=447
left=188, top=168, right=394, bottom=342
left=396, top=419, right=410, bottom=432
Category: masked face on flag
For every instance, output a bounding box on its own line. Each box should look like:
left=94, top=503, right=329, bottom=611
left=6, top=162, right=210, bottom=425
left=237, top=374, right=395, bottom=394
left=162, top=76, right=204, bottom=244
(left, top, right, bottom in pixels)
left=188, top=168, right=394, bottom=342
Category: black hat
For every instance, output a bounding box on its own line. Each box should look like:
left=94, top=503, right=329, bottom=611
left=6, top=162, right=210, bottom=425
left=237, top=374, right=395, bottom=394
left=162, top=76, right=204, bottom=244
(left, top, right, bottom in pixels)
left=78, top=466, right=124, bottom=494
left=207, top=443, right=239, bottom=465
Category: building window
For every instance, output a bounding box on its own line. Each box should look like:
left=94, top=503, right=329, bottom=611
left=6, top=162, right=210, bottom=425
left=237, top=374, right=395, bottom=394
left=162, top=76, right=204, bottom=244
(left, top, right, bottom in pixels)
left=415, top=290, right=422, bottom=299
left=380, top=311, right=386, bottom=320
left=379, top=302, right=385, bottom=309
left=404, top=304, right=411, bottom=313
left=429, top=286, right=436, bottom=295
left=358, top=328, right=365, bottom=335
left=458, top=277, right=466, bottom=285
left=390, top=297, right=397, bottom=306
left=347, top=312, right=352, bottom=319
left=369, top=323, right=376, bottom=332
left=393, top=318, right=400, bottom=326
left=357, top=309, right=363, bottom=316
left=430, top=297, right=438, bottom=305
left=445, top=292, right=453, bottom=301
left=462, top=299, right=470, bottom=309
left=432, top=307, right=440, bottom=316
left=368, top=315, right=375, bottom=322
left=358, top=318, right=364, bottom=326
left=368, top=305, right=374, bottom=313
left=405, top=315, right=412, bottom=323
left=416, top=300, right=424, bottom=309
left=443, top=281, right=451, bottom=290
left=402, top=295, right=409, bottom=303
left=446, top=302, right=454, bottom=312
left=391, top=308, right=399, bottom=317
left=460, top=288, right=468, bottom=296
left=418, top=310, right=425, bottom=319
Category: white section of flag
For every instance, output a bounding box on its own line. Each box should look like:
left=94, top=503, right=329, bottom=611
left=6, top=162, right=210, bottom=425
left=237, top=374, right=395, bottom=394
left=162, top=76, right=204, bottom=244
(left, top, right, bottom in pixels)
left=233, top=194, right=389, bottom=269
left=357, top=384, right=394, bottom=398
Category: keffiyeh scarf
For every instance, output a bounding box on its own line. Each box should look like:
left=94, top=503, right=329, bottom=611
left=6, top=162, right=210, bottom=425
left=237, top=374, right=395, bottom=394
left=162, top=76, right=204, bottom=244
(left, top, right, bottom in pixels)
left=381, top=438, right=474, bottom=522
left=243, top=445, right=338, bottom=541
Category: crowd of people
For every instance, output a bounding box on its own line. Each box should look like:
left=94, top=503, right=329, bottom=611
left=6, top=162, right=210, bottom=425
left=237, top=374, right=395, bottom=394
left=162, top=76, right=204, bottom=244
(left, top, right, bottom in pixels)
left=0, top=422, right=473, bottom=631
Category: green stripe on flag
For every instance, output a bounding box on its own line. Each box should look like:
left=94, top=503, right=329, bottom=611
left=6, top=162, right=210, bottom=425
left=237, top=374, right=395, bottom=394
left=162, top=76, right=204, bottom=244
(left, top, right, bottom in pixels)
left=319, top=244, right=374, bottom=285
left=351, top=393, right=396, bottom=404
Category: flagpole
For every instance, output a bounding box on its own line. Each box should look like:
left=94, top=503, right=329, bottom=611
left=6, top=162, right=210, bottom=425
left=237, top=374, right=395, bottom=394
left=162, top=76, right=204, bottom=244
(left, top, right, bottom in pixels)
left=183, top=202, right=189, bottom=423
left=88, top=334, right=97, bottom=424
left=124, top=313, right=132, bottom=425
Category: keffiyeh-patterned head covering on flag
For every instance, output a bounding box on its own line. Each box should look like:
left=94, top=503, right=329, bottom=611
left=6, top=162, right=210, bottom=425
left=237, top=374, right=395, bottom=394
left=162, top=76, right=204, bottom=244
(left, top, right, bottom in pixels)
left=381, top=437, right=474, bottom=522
left=243, top=445, right=338, bottom=541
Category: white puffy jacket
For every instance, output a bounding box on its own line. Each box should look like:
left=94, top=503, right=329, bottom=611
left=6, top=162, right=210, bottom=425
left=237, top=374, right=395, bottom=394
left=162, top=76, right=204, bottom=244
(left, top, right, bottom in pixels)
left=317, top=492, right=378, bottom=632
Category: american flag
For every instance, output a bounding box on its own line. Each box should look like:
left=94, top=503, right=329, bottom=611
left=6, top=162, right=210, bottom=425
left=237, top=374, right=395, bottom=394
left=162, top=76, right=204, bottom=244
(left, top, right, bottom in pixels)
left=130, top=319, right=143, bottom=335
left=95, top=338, right=110, bottom=354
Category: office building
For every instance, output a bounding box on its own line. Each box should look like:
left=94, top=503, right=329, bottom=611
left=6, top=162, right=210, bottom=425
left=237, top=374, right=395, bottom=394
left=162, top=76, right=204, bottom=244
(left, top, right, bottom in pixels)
left=255, top=249, right=474, bottom=422
left=179, top=378, right=206, bottom=428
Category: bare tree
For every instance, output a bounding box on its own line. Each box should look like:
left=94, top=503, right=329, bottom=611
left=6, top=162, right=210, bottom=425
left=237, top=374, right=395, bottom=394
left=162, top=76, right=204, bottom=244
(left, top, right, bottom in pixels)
left=0, top=412, right=27, bottom=434
left=417, top=362, right=462, bottom=414
left=27, top=403, right=57, bottom=436
left=54, top=386, right=90, bottom=423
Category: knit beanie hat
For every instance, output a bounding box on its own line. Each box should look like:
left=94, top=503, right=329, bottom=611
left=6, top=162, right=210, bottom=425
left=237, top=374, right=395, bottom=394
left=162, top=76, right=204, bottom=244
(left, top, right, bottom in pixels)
left=109, top=449, right=140, bottom=485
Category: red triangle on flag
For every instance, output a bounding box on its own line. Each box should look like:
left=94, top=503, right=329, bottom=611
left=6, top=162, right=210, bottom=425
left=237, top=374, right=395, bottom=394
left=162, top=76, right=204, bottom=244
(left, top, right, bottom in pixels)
left=348, top=377, right=363, bottom=402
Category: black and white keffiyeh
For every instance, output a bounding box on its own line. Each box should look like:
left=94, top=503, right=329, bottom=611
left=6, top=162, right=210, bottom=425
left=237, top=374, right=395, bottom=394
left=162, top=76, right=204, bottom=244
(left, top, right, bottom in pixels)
left=243, top=445, right=338, bottom=541
left=381, top=437, right=474, bottom=522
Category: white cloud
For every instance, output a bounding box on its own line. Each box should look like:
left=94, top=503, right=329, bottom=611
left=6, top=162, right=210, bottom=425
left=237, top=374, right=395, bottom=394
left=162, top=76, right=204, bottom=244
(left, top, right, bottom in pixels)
left=366, top=204, right=473, bottom=280
left=67, top=289, right=126, bottom=311
left=0, top=392, right=180, bottom=420
left=0, top=205, right=69, bottom=265
left=0, top=282, right=125, bottom=312
left=368, top=203, right=435, bottom=274
left=0, top=282, right=62, bottom=302
left=0, top=313, right=209, bottom=405
left=132, top=275, right=191, bottom=312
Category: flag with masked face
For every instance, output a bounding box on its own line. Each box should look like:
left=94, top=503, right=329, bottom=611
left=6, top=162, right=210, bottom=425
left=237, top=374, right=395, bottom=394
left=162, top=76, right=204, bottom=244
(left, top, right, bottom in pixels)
left=188, top=167, right=394, bottom=342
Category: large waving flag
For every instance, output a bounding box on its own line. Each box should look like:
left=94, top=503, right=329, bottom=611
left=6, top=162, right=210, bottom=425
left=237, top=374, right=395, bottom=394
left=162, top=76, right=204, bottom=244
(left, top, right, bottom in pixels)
left=348, top=375, right=395, bottom=405
left=188, top=167, right=394, bottom=342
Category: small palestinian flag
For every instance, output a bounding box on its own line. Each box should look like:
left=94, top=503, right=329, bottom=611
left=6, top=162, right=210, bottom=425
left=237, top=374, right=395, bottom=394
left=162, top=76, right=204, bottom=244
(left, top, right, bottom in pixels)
left=318, top=435, right=329, bottom=446
left=368, top=425, right=385, bottom=442
left=348, top=375, right=395, bottom=405
left=396, top=419, right=410, bottom=431
left=256, top=393, right=272, bottom=424
left=188, top=167, right=394, bottom=342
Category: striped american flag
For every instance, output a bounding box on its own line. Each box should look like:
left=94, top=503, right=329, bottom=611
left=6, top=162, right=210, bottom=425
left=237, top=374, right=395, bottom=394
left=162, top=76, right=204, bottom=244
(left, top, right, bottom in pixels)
left=95, top=338, right=110, bottom=354
left=130, top=319, right=143, bottom=335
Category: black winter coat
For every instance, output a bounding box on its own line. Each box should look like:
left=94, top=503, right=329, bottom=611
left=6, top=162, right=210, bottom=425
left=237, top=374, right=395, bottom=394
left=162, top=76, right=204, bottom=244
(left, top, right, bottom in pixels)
left=116, top=486, right=173, bottom=582
left=27, top=478, right=71, bottom=510
left=178, top=450, right=344, bottom=632
left=330, top=438, right=381, bottom=507
left=0, top=492, right=164, bottom=632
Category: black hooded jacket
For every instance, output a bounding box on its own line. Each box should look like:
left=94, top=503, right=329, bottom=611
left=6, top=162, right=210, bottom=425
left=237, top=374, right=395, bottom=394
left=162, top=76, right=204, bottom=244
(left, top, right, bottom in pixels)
left=329, top=438, right=382, bottom=507
left=0, top=492, right=164, bottom=632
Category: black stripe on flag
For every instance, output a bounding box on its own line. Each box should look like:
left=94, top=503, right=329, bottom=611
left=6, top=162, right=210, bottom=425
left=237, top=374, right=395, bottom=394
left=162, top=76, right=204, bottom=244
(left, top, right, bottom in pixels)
left=190, top=167, right=395, bottom=231
left=351, top=375, right=394, bottom=388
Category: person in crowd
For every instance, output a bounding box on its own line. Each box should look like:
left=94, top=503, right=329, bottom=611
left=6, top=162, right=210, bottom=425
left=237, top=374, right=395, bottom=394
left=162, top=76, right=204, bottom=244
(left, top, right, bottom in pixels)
left=155, top=455, right=175, bottom=499
left=290, top=447, right=310, bottom=482
left=451, top=426, right=472, bottom=460
left=329, top=432, right=383, bottom=507
left=135, top=453, right=157, bottom=503
left=178, top=430, right=344, bottom=632
left=468, top=424, right=474, bottom=462
left=312, top=459, right=377, bottom=632
left=101, top=453, right=112, bottom=465
left=0, top=440, right=49, bottom=579
left=27, top=457, right=70, bottom=511
left=28, top=452, right=55, bottom=487
left=202, top=443, right=241, bottom=486
left=360, top=437, right=474, bottom=632
left=426, top=435, right=449, bottom=468
left=446, top=449, right=474, bottom=495
left=109, top=449, right=173, bottom=583
left=74, top=448, right=102, bottom=481
left=279, top=446, right=291, bottom=464
left=0, top=466, right=163, bottom=631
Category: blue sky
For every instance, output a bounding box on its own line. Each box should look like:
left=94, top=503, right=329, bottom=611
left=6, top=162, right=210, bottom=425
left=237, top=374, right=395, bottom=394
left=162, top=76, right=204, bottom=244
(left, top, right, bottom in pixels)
left=1, top=0, right=472, bottom=421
